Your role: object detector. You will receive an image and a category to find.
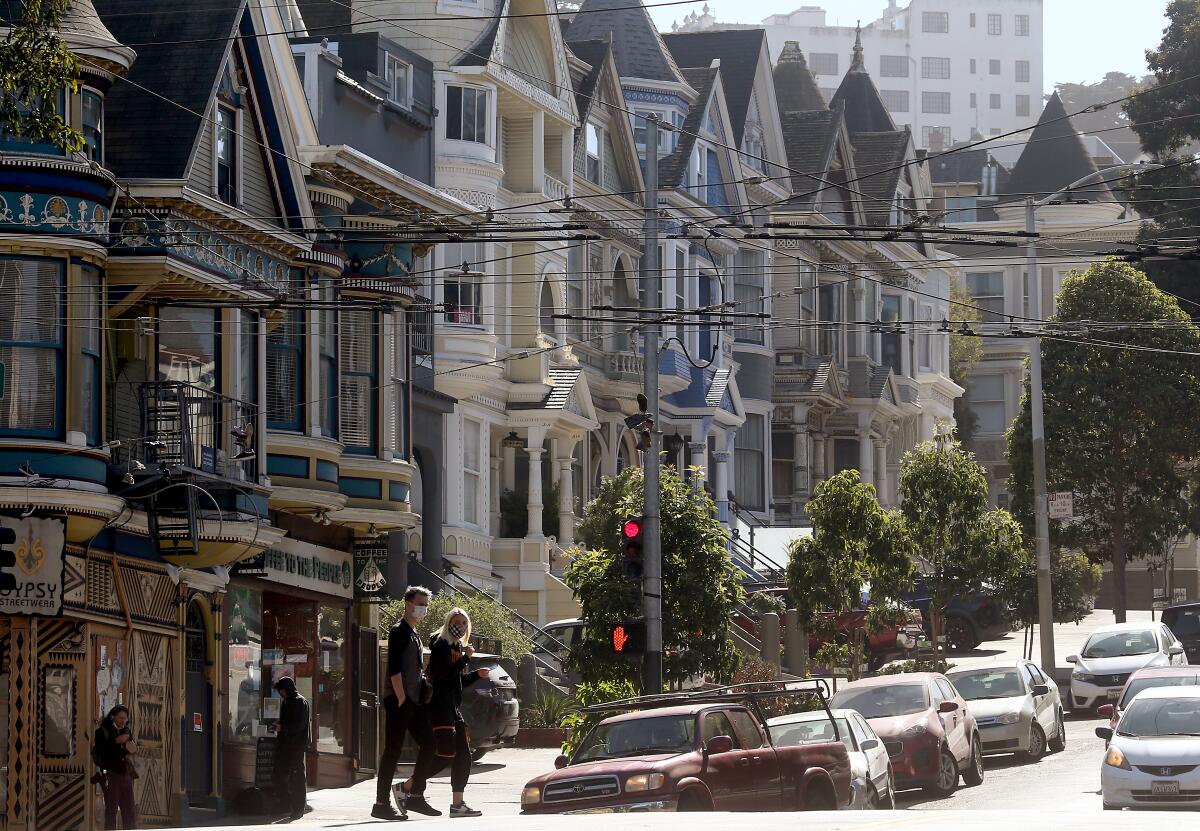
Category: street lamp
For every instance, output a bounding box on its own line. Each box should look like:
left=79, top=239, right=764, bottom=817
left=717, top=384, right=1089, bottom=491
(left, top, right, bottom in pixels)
left=1025, top=162, right=1161, bottom=674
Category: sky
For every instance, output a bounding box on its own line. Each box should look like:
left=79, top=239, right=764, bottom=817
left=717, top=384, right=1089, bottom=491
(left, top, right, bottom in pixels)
left=646, top=0, right=1171, bottom=94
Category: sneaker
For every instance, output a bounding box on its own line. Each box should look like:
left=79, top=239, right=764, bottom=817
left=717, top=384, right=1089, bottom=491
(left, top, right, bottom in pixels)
left=449, top=803, right=482, bottom=818
left=405, top=795, right=443, bottom=817
left=371, top=802, right=407, bottom=821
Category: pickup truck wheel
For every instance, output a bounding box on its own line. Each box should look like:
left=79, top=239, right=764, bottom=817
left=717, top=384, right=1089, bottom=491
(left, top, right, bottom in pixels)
left=944, top=615, right=978, bottom=653
left=923, top=748, right=958, bottom=796
left=800, top=780, right=836, bottom=811
left=677, top=790, right=711, bottom=812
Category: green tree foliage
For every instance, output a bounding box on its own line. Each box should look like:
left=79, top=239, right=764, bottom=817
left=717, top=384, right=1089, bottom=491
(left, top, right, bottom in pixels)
left=379, top=590, right=533, bottom=658
left=785, top=470, right=916, bottom=675
left=899, top=437, right=1029, bottom=659
left=563, top=465, right=743, bottom=688
left=560, top=678, right=638, bottom=756
left=1004, top=550, right=1104, bottom=627
left=0, top=0, right=83, bottom=152
left=1006, top=260, right=1200, bottom=621
left=1055, top=73, right=1153, bottom=163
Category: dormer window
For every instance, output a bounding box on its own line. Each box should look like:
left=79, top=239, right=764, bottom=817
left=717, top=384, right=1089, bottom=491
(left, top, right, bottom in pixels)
left=215, top=104, right=240, bottom=206
left=385, top=54, right=411, bottom=108
left=585, top=123, right=601, bottom=184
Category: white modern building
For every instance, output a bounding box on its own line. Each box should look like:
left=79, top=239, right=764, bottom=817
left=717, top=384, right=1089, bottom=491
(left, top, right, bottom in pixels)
left=674, top=0, right=1043, bottom=151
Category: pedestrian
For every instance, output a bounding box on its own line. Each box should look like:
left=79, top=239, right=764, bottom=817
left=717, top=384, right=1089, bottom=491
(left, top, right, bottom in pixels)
left=93, top=704, right=138, bottom=830
left=406, top=608, right=489, bottom=818
left=374, top=586, right=440, bottom=820
left=272, top=676, right=310, bottom=821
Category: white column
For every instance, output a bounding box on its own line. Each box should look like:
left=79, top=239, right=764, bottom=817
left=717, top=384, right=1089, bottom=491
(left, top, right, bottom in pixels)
left=489, top=454, right=501, bottom=536
left=713, top=451, right=731, bottom=526
left=874, top=440, right=889, bottom=505
left=689, top=442, right=708, bottom=488
left=557, top=456, right=575, bottom=545
left=502, top=443, right=517, bottom=491
left=859, top=432, right=874, bottom=487
left=526, top=446, right=544, bottom=539
left=532, top=110, right=545, bottom=193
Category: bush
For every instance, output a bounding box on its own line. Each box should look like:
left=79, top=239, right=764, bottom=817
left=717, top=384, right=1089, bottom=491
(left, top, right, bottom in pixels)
left=746, top=591, right=787, bottom=618
left=560, top=678, right=638, bottom=756
left=379, top=592, right=533, bottom=658
left=523, top=688, right=579, bottom=729
left=876, top=658, right=954, bottom=675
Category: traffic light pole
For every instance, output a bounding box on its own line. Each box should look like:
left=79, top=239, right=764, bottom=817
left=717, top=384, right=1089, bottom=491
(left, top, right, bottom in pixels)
left=641, top=115, right=663, bottom=694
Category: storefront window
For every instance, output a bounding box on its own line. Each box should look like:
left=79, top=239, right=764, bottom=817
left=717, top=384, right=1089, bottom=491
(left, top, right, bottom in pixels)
left=316, top=606, right=348, bottom=754
left=226, top=585, right=263, bottom=744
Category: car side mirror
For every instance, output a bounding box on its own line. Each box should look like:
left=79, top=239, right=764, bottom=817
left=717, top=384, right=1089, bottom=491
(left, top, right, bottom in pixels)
left=1031, top=684, right=1050, bottom=697
left=859, top=738, right=880, bottom=751
left=1170, top=644, right=1185, bottom=656
left=1095, top=726, right=1113, bottom=741
left=1065, top=655, right=1078, bottom=664
left=1097, top=704, right=1114, bottom=718
left=705, top=735, right=734, bottom=756
left=938, top=700, right=959, bottom=713
left=554, top=754, right=569, bottom=770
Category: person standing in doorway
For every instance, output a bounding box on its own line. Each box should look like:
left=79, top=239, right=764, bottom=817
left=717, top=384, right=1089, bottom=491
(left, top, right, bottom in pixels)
left=273, top=676, right=310, bottom=820
left=407, top=608, right=489, bottom=818
left=94, top=704, right=138, bottom=830
left=374, top=585, right=439, bottom=820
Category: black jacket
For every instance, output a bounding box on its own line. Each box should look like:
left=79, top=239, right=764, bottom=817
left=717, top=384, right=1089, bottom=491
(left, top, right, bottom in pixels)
left=94, top=721, right=133, bottom=775
left=426, top=635, right=484, bottom=726
left=386, top=619, right=423, bottom=702
left=277, top=692, right=311, bottom=754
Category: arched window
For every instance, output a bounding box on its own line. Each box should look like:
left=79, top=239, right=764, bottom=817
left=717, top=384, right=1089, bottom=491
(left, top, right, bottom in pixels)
left=539, top=276, right=557, bottom=340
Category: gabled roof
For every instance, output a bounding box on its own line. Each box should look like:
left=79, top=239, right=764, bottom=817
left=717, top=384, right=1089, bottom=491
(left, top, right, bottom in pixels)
left=773, top=41, right=827, bottom=114
left=998, top=91, right=1115, bottom=203
left=659, top=66, right=718, bottom=188
left=97, top=0, right=243, bottom=180
left=565, top=37, right=611, bottom=123
left=661, top=28, right=766, bottom=144
left=852, top=130, right=910, bottom=226
left=569, top=0, right=686, bottom=84
left=828, top=26, right=895, bottom=135
left=452, top=0, right=505, bottom=67
left=779, top=106, right=841, bottom=208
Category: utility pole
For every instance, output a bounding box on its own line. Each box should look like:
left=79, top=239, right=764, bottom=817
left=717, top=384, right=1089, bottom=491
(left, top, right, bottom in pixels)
left=1025, top=197, right=1055, bottom=675
left=641, top=115, right=663, bottom=694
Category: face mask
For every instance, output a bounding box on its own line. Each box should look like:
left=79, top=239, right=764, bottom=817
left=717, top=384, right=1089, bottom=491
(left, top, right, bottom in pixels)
left=448, top=623, right=467, bottom=640
left=411, top=605, right=429, bottom=621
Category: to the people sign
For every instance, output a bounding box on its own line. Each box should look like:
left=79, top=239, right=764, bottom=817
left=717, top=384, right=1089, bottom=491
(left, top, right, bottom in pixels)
left=0, top=516, right=66, bottom=615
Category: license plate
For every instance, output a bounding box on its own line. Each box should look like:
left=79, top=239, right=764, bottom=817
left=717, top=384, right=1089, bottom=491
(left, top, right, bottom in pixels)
left=1152, top=781, right=1180, bottom=795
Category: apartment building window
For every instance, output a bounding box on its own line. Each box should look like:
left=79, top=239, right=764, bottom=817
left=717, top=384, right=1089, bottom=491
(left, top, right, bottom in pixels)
left=969, top=12, right=976, bottom=27
left=340, top=308, right=378, bottom=454
left=442, top=241, right=484, bottom=325
left=1015, top=60, right=1030, bottom=83
left=922, top=91, right=951, bottom=114
left=735, top=414, right=765, bottom=511
left=990, top=93, right=1001, bottom=110
left=922, top=11, right=949, bottom=32
left=970, top=92, right=977, bottom=108
left=880, top=55, right=909, bottom=77
left=921, top=57, right=950, bottom=79
left=989, top=59, right=1001, bottom=75
left=446, top=85, right=488, bottom=143
left=921, top=125, right=951, bottom=148
left=881, top=89, right=909, bottom=113
left=809, top=53, right=839, bottom=76
left=1016, top=94, right=1031, bottom=117
left=967, top=375, right=1007, bottom=434
left=385, top=53, right=411, bottom=108
left=215, top=104, right=239, bottom=205
left=987, top=13, right=1002, bottom=35
left=267, top=295, right=305, bottom=430
left=1016, top=14, right=1030, bottom=36
left=463, top=419, right=481, bottom=525
left=967, top=271, right=1005, bottom=321
left=881, top=294, right=902, bottom=375
left=585, top=123, right=601, bottom=183
left=970, top=58, right=976, bottom=74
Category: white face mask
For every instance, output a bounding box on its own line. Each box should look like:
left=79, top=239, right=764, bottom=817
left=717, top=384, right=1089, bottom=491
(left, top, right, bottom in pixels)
left=411, top=604, right=429, bottom=621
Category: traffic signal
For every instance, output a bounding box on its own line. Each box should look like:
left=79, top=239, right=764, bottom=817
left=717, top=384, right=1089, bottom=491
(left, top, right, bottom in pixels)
left=0, top=526, right=16, bottom=591
left=610, top=620, right=646, bottom=655
left=619, top=515, right=644, bottom=580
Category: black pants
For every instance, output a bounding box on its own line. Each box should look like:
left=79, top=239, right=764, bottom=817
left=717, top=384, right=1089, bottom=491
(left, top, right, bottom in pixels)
left=272, top=749, right=306, bottom=817
left=375, top=696, right=435, bottom=804
left=412, top=718, right=472, bottom=794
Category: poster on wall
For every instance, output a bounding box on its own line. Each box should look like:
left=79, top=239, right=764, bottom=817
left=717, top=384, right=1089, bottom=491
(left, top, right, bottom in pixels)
left=354, top=545, right=388, bottom=603
left=95, top=636, right=129, bottom=720
left=0, top=515, right=66, bottom=615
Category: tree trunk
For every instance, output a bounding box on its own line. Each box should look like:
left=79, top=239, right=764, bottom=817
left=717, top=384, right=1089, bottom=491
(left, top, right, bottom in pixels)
left=1112, top=487, right=1128, bottom=624
left=929, top=605, right=942, bottom=669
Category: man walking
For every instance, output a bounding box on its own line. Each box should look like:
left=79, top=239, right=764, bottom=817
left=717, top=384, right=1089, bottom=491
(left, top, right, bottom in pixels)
left=272, top=677, right=310, bottom=821
left=373, top=586, right=440, bottom=820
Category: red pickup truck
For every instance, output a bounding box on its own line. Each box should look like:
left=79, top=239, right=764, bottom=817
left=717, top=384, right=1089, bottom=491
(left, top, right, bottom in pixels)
left=520, top=683, right=852, bottom=814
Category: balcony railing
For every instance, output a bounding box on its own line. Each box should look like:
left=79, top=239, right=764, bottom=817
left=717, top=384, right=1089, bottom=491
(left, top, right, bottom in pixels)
left=135, top=382, right=260, bottom=482
left=606, top=352, right=645, bottom=383
left=543, top=173, right=568, bottom=202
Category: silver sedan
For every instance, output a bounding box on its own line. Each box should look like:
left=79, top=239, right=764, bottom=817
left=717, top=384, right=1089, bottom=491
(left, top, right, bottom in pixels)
left=947, top=660, right=1065, bottom=760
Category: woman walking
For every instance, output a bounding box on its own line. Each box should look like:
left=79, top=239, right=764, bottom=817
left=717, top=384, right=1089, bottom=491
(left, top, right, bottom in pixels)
left=404, top=608, right=489, bottom=817
left=93, top=705, right=138, bottom=829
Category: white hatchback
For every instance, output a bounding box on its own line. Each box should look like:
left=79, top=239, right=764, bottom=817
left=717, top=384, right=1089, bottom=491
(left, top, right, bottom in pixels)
left=1067, top=622, right=1187, bottom=712
left=1098, top=685, right=1200, bottom=810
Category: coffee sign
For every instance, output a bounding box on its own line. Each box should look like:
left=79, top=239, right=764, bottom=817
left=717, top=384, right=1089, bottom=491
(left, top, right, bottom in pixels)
left=0, top=516, right=66, bottom=615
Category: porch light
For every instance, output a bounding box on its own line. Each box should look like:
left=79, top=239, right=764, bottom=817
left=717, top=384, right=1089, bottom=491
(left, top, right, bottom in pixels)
left=501, top=431, right=523, bottom=450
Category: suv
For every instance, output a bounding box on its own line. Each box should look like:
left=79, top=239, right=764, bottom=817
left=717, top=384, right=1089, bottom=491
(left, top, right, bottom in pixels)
left=1161, top=600, right=1200, bottom=664
left=902, top=583, right=1009, bottom=653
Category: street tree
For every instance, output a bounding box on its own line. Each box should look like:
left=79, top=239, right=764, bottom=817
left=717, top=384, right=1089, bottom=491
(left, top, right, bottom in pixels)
left=563, top=464, right=743, bottom=689
left=0, top=0, right=83, bottom=152
left=1004, top=549, right=1104, bottom=629
left=899, top=436, right=1029, bottom=660
left=1006, top=260, right=1200, bottom=621
left=785, top=470, right=915, bottom=677
left=1054, top=72, right=1153, bottom=164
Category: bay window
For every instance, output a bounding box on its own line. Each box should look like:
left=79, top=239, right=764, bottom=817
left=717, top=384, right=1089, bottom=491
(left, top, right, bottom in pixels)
left=266, top=304, right=304, bottom=430
left=339, top=308, right=378, bottom=454
left=446, top=85, right=488, bottom=143
left=967, top=375, right=1008, bottom=434
left=79, top=265, right=101, bottom=444
left=442, top=241, right=484, bottom=325
left=734, top=415, right=766, bottom=512
left=881, top=294, right=902, bottom=375
left=318, top=278, right=338, bottom=438
left=463, top=419, right=481, bottom=525
left=82, top=89, right=103, bottom=165
left=0, top=257, right=63, bottom=437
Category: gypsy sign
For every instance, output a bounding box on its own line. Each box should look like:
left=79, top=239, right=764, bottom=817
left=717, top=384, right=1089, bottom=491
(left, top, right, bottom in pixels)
left=0, top=516, right=66, bottom=615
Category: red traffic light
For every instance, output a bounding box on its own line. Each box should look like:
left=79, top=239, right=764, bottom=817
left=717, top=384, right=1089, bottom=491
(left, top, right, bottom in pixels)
left=622, top=518, right=642, bottom=539
left=612, top=624, right=631, bottom=653
left=610, top=620, right=646, bottom=654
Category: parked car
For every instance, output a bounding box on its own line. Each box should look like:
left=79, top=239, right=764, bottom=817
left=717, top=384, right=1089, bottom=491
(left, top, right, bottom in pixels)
left=531, top=618, right=584, bottom=666
left=1161, top=600, right=1200, bottom=663
left=830, top=673, right=984, bottom=796
left=768, top=708, right=896, bottom=809
left=1066, top=622, right=1188, bottom=713
left=521, top=686, right=852, bottom=813
left=462, top=655, right=520, bottom=760
left=902, top=583, right=1009, bottom=653
left=1095, top=666, right=1200, bottom=742
left=1096, top=685, right=1200, bottom=810
left=947, top=660, right=1065, bottom=760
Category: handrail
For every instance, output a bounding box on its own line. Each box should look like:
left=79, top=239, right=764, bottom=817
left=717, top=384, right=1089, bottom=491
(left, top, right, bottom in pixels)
left=728, top=530, right=787, bottom=577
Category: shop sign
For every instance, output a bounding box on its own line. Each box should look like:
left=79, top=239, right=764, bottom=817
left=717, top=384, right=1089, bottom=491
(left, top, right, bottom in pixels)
left=261, top=539, right=353, bottom=597
left=232, top=551, right=268, bottom=577
left=0, top=516, right=66, bottom=616
left=354, top=545, right=388, bottom=603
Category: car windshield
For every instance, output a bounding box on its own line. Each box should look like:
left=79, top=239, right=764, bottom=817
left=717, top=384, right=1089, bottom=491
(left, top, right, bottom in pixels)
left=1120, top=676, right=1200, bottom=708
left=1082, top=630, right=1158, bottom=659
left=949, top=669, right=1023, bottom=700
left=532, top=627, right=572, bottom=652
left=831, top=684, right=929, bottom=718
left=1163, top=607, right=1200, bottom=638
left=772, top=717, right=852, bottom=751
left=573, top=716, right=696, bottom=762
left=1117, top=697, right=1200, bottom=737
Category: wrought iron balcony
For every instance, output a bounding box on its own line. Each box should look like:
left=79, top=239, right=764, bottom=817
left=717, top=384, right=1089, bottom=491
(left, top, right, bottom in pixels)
left=133, top=381, right=261, bottom=483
